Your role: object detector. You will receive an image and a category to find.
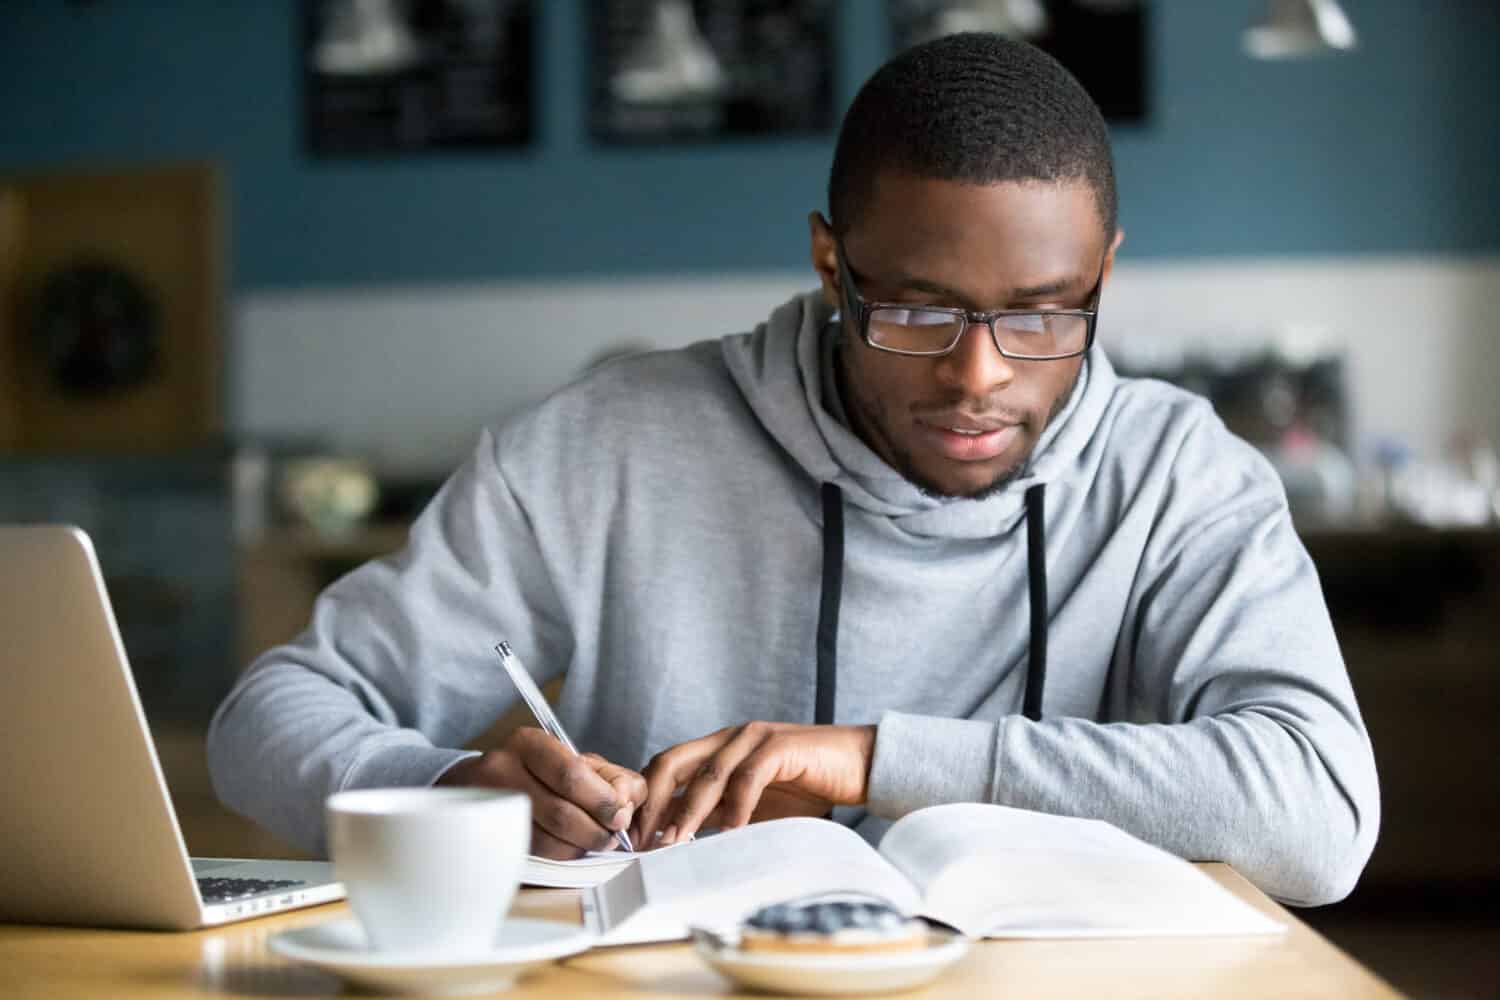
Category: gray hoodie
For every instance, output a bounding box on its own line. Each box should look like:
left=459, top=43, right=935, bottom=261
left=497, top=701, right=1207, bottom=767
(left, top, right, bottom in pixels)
left=208, top=292, right=1378, bottom=905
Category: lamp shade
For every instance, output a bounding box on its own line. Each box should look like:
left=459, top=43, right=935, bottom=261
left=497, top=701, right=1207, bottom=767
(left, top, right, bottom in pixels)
left=1243, top=0, right=1357, bottom=59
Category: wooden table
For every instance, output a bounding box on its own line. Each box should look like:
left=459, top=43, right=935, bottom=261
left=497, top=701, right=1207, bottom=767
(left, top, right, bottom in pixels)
left=0, top=866, right=1397, bottom=998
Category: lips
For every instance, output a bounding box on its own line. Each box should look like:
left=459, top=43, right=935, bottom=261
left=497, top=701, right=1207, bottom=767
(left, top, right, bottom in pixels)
left=917, top=418, right=1022, bottom=461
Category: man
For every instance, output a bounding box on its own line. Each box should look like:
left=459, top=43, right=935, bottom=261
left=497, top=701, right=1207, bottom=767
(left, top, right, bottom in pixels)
left=209, top=33, right=1378, bottom=906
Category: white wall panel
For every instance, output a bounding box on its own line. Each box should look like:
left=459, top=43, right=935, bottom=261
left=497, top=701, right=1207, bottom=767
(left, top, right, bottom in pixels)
left=233, top=258, right=1500, bottom=477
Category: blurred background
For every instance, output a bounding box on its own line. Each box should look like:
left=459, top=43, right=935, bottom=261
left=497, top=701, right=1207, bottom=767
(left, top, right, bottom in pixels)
left=1, top=2, right=1496, bottom=994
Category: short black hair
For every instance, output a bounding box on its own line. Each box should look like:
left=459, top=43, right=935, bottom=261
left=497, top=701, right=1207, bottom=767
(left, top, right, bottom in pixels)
left=829, top=32, right=1117, bottom=241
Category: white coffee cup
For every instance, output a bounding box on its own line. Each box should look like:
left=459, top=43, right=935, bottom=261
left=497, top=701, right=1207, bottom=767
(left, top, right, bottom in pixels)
left=326, top=787, right=530, bottom=954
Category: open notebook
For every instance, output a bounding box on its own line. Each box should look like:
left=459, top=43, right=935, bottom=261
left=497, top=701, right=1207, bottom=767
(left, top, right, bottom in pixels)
left=523, top=837, right=698, bottom=889
left=577, top=803, right=1286, bottom=946
left=524, top=850, right=645, bottom=889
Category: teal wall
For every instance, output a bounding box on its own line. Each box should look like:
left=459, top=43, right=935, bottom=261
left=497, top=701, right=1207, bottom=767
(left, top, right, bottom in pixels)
left=2, top=1, right=1497, bottom=290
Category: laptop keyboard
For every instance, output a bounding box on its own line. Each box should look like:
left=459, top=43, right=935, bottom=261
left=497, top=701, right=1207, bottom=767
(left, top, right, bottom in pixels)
left=197, top=877, right=307, bottom=903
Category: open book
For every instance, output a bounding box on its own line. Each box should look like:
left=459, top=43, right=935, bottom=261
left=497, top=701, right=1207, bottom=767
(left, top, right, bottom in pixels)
left=578, top=803, right=1285, bottom=946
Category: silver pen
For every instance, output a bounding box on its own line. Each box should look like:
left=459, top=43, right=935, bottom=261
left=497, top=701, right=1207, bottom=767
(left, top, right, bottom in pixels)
left=494, top=642, right=635, bottom=853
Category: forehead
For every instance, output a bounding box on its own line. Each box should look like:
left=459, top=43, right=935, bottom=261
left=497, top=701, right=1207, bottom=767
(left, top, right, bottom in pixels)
left=842, top=172, right=1105, bottom=289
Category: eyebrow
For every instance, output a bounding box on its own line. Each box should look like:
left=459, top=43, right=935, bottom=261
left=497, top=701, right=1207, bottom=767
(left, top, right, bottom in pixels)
left=850, top=261, right=1085, bottom=306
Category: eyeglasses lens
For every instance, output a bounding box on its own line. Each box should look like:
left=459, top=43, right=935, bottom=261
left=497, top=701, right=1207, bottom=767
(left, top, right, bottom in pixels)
left=867, top=307, right=1088, bottom=359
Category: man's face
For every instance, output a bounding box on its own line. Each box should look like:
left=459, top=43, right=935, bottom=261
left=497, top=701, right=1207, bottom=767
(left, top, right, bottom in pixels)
left=810, top=174, right=1119, bottom=500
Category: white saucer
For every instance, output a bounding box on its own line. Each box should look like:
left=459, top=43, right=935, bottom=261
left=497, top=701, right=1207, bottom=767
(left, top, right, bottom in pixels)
left=268, top=916, right=594, bottom=995
left=693, top=929, right=972, bottom=996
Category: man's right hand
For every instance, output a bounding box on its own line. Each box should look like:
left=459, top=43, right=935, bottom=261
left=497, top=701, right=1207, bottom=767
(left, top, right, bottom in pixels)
left=435, top=727, right=646, bottom=859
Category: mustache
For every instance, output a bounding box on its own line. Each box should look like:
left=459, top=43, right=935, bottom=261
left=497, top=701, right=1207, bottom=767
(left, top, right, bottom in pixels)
left=911, top=400, right=1035, bottom=426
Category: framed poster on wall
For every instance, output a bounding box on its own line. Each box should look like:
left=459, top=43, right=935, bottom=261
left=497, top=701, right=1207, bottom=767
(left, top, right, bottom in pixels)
left=888, top=1, right=1149, bottom=123
left=303, top=0, right=534, bottom=155
left=590, top=0, right=836, bottom=143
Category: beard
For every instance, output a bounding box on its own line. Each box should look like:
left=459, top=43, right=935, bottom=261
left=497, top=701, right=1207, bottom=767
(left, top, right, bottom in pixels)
left=837, top=345, right=1082, bottom=502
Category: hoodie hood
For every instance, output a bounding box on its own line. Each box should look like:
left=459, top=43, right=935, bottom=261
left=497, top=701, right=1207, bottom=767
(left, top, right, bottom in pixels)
left=722, top=291, right=1118, bottom=540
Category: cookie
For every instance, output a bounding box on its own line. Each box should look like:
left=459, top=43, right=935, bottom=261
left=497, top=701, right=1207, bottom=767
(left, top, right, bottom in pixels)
left=738, top=898, right=928, bottom=954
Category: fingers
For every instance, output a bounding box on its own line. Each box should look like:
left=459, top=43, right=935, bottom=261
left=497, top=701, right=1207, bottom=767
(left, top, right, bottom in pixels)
left=634, top=728, right=735, bottom=848
left=671, top=724, right=784, bottom=840
left=435, top=744, right=612, bottom=856
left=502, top=728, right=650, bottom=855
left=507, top=759, right=621, bottom=855
left=530, top=825, right=588, bottom=861
left=512, top=728, right=627, bottom=831
left=636, top=723, right=796, bottom=847
left=588, top=756, right=649, bottom=833
left=606, top=781, right=637, bottom=837
left=714, top=749, right=786, bottom=831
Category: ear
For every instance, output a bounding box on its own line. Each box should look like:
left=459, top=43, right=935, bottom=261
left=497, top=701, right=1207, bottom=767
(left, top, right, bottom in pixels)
left=808, top=211, right=842, bottom=312
left=1101, top=227, right=1125, bottom=287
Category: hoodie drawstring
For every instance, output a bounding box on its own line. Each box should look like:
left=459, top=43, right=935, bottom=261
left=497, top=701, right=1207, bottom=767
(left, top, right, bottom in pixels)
left=1021, top=483, right=1048, bottom=721
left=815, top=482, right=844, bottom=726
left=814, top=481, right=1048, bottom=726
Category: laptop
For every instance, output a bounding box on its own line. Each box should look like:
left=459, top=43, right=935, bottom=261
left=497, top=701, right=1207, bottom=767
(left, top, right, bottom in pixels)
left=0, top=524, right=343, bottom=929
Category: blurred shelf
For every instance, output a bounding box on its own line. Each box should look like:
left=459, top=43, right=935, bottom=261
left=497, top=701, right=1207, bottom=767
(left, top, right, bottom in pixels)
left=1299, top=522, right=1500, bottom=545
left=243, top=519, right=411, bottom=561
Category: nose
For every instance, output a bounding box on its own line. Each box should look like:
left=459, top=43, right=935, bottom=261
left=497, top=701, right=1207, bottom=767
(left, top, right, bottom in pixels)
left=934, top=320, right=1016, bottom=396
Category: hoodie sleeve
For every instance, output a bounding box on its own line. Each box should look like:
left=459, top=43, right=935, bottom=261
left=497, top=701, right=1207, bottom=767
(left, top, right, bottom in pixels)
left=206, top=426, right=573, bottom=855
left=866, top=423, right=1380, bottom=907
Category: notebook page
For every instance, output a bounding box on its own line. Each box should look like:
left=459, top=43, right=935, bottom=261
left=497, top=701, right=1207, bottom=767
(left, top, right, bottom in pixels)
left=523, top=852, right=635, bottom=889
left=523, top=832, right=710, bottom=888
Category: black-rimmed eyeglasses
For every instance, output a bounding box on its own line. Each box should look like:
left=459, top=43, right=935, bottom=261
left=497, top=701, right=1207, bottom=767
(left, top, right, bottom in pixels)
left=836, top=245, right=1102, bottom=361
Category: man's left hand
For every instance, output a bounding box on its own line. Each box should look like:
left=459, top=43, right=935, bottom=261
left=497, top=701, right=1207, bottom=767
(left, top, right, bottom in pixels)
left=630, top=722, right=877, bottom=847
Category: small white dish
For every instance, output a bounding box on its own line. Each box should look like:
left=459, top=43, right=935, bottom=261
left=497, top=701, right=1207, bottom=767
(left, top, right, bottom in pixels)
left=693, top=929, right=972, bottom=996
left=268, top=916, right=593, bottom=995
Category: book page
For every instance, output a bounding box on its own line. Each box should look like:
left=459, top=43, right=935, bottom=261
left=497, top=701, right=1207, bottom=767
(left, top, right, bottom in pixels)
left=879, top=804, right=1283, bottom=939
left=590, top=817, right=922, bottom=946
left=880, top=802, right=1129, bottom=891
